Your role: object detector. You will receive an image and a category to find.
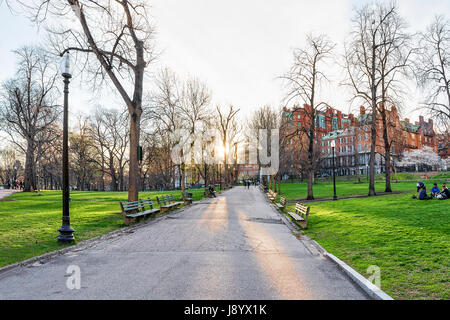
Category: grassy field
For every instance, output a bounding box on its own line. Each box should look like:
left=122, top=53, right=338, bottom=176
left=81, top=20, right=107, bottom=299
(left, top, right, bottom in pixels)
left=0, top=189, right=206, bottom=268
left=273, top=175, right=449, bottom=202
left=284, top=194, right=449, bottom=300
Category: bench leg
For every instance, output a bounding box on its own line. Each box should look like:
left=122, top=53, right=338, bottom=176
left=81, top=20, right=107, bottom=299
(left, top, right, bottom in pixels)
left=123, top=215, right=135, bottom=226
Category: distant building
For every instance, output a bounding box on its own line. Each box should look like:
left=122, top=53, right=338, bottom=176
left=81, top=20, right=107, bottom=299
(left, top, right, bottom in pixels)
left=437, top=133, right=449, bottom=159
left=282, top=104, right=441, bottom=177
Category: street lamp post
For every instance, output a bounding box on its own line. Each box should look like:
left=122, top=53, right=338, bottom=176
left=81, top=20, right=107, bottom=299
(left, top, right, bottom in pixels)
left=331, top=140, right=338, bottom=201
left=58, top=52, right=75, bottom=243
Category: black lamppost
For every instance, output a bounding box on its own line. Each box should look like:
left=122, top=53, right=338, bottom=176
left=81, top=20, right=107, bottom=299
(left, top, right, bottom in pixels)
left=58, top=52, right=75, bottom=243
left=331, top=140, right=338, bottom=201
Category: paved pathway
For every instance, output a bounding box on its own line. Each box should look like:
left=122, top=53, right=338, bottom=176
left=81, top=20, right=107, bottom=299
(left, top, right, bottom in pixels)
left=0, top=189, right=19, bottom=200
left=0, top=187, right=368, bottom=300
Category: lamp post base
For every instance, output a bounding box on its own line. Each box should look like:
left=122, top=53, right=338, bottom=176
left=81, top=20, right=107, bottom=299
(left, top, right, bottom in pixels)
left=58, top=224, right=75, bottom=243
left=333, top=195, right=338, bottom=201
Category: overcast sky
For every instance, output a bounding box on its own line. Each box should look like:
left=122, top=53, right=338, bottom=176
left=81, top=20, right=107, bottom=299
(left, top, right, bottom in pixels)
left=1, top=0, right=450, bottom=127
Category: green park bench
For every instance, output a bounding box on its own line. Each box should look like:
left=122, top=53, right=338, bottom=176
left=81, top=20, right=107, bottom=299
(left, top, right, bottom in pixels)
left=120, top=199, right=160, bottom=225
left=287, top=203, right=310, bottom=229
left=168, top=194, right=183, bottom=207
left=157, top=195, right=181, bottom=213
left=182, top=192, right=193, bottom=205
left=276, top=196, right=287, bottom=210
left=266, top=189, right=277, bottom=203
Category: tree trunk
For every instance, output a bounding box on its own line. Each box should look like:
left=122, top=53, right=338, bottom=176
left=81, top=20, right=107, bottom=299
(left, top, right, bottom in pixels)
left=277, top=174, right=281, bottom=194
left=24, top=139, right=36, bottom=192
left=307, top=169, right=314, bottom=200
left=128, top=112, right=141, bottom=201
left=181, top=163, right=186, bottom=193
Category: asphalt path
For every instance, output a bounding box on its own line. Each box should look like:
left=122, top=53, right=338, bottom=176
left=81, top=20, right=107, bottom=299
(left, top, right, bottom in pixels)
left=0, top=186, right=369, bottom=300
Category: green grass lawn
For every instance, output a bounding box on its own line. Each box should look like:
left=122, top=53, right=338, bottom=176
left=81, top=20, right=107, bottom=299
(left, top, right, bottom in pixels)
left=285, top=194, right=450, bottom=300
left=274, top=178, right=449, bottom=202
left=0, top=189, right=206, bottom=268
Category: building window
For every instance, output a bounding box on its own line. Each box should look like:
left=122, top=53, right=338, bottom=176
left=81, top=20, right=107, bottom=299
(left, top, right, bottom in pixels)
left=332, top=117, right=338, bottom=130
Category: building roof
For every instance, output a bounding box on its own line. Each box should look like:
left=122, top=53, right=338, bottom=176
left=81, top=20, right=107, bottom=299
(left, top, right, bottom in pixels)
left=400, top=121, right=420, bottom=133
left=322, top=130, right=344, bottom=140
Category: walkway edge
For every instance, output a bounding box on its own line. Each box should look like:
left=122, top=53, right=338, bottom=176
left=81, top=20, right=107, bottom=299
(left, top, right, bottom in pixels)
left=324, top=252, right=394, bottom=300
left=267, top=192, right=394, bottom=301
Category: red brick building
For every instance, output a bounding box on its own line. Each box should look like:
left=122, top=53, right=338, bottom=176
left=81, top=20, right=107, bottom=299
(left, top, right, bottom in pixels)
left=282, top=104, right=441, bottom=177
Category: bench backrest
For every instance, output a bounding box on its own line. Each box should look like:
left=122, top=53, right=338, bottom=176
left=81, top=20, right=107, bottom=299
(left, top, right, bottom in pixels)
left=182, top=192, right=193, bottom=199
left=157, top=195, right=168, bottom=205
left=168, top=194, right=176, bottom=202
left=121, top=199, right=155, bottom=212
left=295, top=203, right=310, bottom=221
left=280, top=197, right=286, bottom=206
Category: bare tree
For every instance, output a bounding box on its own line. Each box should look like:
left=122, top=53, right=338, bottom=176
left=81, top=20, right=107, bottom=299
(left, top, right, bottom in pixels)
left=0, top=46, right=60, bottom=192
left=146, top=67, right=182, bottom=189
left=216, top=105, right=240, bottom=185
left=88, top=107, right=129, bottom=191
left=415, top=15, right=450, bottom=127
left=344, top=2, right=398, bottom=196
left=178, top=77, right=212, bottom=193
left=9, top=0, right=156, bottom=200
left=280, top=34, right=335, bottom=200
left=70, top=116, right=98, bottom=190
left=248, top=105, right=280, bottom=188
left=0, top=148, right=20, bottom=185
left=376, top=5, right=414, bottom=192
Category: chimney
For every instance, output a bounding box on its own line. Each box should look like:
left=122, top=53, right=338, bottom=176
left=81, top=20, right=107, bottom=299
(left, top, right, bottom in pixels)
left=419, top=116, right=424, bottom=123
left=415, top=122, right=420, bottom=126
left=360, top=106, right=365, bottom=115
left=405, top=118, right=409, bottom=123
left=429, top=118, right=433, bottom=126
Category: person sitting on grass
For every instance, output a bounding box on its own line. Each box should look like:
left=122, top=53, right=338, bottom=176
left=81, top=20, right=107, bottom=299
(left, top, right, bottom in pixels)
left=415, top=181, right=425, bottom=198
left=431, top=183, right=440, bottom=197
left=437, top=184, right=449, bottom=200
left=419, top=186, right=432, bottom=200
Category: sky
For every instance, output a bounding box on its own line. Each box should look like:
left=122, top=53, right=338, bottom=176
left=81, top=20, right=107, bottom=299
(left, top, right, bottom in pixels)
left=1, top=0, right=450, bottom=135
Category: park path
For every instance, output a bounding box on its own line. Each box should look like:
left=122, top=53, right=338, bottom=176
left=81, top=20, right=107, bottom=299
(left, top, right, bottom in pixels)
left=0, top=189, right=19, bottom=200
left=0, top=186, right=368, bottom=300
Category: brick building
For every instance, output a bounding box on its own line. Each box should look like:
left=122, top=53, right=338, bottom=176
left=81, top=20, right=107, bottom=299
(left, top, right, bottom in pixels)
left=437, top=133, right=449, bottom=159
left=282, top=104, right=441, bottom=177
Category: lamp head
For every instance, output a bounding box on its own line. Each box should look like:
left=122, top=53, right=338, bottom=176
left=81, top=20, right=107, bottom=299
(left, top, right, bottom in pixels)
left=330, top=140, right=336, bottom=148
left=60, top=52, right=72, bottom=77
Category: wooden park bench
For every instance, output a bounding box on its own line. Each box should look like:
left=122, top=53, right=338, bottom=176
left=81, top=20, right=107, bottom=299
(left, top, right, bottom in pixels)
left=182, top=192, right=193, bottom=205
left=157, top=195, right=181, bottom=213
left=120, top=199, right=160, bottom=225
left=275, top=196, right=287, bottom=210
left=168, top=194, right=183, bottom=207
left=266, top=189, right=277, bottom=203
left=287, top=203, right=310, bottom=229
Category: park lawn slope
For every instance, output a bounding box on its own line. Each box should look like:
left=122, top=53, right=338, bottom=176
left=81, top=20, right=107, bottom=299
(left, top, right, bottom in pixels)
left=293, top=194, right=449, bottom=300
left=0, top=189, right=206, bottom=268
